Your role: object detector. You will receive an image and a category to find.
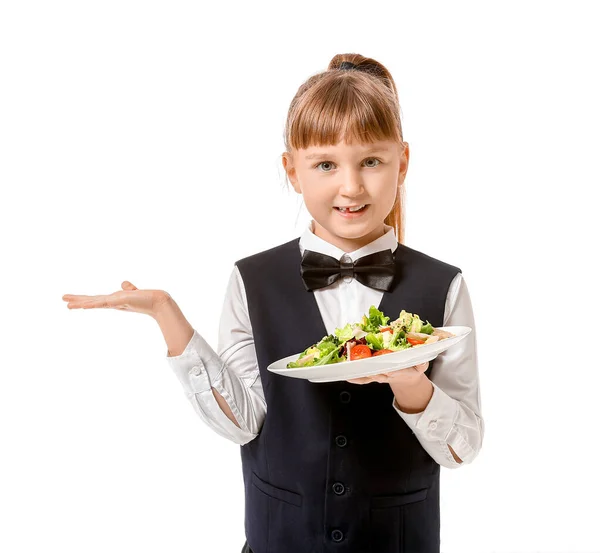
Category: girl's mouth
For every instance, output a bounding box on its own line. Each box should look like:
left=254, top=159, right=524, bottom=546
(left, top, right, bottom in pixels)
left=334, top=204, right=369, bottom=218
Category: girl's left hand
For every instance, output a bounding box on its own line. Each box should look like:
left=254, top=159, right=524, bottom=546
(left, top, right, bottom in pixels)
left=346, top=361, right=429, bottom=385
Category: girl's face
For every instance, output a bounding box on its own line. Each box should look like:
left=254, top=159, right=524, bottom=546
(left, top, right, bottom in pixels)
left=282, top=138, right=409, bottom=252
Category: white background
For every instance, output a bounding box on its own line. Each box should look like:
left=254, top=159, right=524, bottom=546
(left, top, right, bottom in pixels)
left=1, top=1, right=599, bottom=552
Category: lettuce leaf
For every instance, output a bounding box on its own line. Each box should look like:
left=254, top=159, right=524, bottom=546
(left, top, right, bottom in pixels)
left=365, top=332, right=384, bottom=350
left=361, top=306, right=390, bottom=333
left=420, top=322, right=434, bottom=335
left=388, top=328, right=410, bottom=351
left=334, top=323, right=356, bottom=344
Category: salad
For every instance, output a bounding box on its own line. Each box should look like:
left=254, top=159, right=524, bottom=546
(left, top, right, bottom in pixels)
left=286, top=306, right=455, bottom=368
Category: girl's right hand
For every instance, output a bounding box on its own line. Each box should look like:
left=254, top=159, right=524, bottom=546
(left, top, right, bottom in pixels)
left=62, top=281, right=171, bottom=318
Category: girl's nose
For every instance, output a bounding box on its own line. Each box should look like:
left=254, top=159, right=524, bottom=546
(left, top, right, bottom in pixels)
left=339, top=171, right=364, bottom=195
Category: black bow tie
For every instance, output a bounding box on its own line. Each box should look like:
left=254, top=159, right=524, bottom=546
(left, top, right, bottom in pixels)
left=300, top=249, right=396, bottom=292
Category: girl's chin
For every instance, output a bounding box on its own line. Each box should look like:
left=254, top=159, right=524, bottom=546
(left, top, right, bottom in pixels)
left=331, top=218, right=383, bottom=238
left=312, top=208, right=382, bottom=236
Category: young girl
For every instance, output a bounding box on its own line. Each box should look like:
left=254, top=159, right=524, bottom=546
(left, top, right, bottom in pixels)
left=63, top=53, right=483, bottom=553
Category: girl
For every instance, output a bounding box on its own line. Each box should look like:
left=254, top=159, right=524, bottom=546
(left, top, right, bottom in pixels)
left=62, top=53, right=483, bottom=553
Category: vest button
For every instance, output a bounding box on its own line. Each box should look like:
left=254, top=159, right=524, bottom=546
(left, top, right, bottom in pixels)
left=339, top=391, right=351, bottom=403
left=335, top=435, right=348, bottom=447
left=331, top=529, right=344, bottom=542
left=332, top=482, right=346, bottom=495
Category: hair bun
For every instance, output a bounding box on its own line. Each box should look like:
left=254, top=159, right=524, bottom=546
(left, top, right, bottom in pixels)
left=339, top=61, right=357, bottom=70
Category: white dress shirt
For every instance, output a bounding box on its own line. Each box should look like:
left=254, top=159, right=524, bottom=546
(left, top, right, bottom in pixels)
left=167, top=222, right=484, bottom=468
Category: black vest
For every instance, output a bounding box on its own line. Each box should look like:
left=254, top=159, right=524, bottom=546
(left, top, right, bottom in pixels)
left=235, top=237, right=461, bottom=553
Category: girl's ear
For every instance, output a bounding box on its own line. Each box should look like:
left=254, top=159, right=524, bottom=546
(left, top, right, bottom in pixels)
left=398, top=141, right=410, bottom=184
left=282, top=152, right=302, bottom=194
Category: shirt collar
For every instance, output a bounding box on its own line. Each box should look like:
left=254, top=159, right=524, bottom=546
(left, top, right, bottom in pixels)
left=299, top=219, right=398, bottom=261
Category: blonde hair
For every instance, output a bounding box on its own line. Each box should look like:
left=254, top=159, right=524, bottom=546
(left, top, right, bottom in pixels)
left=284, top=53, right=407, bottom=244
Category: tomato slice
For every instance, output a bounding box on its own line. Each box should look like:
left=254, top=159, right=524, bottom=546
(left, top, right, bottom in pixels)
left=350, top=344, right=372, bottom=360
left=372, top=348, right=393, bottom=356
left=407, top=337, right=426, bottom=346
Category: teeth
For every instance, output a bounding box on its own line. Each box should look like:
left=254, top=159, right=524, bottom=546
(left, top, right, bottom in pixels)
left=348, top=205, right=365, bottom=212
left=337, top=205, right=366, bottom=213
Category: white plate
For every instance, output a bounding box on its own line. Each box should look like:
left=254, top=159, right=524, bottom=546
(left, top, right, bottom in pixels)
left=267, top=326, right=472, bottom=383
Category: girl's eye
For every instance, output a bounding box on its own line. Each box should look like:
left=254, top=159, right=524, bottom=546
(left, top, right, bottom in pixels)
left=364, top=158, right=381, bottom=168
left=315, top=158, right=382, bottom=172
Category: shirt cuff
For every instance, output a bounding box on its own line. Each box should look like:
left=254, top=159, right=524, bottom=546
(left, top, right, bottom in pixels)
left=392, top=381, right=459, bottom=441
left=166, top=329, right=225, bottom=395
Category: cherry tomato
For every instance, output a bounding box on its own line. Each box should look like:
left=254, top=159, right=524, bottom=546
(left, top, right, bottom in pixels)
left=372, top=349, right=393, bottom=356
left=407, top=337, right=426, bottom=346
left=350, top=344, right=372, bottom=360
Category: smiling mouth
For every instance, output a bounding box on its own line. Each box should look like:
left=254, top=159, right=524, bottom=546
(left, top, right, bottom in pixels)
left=334, top=204, right=369, bottom=213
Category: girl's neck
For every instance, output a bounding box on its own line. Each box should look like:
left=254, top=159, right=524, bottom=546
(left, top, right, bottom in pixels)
left=311, top=220, right=387, bottom=253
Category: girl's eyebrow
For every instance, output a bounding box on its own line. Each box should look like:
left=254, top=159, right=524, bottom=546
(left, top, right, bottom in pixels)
left=305, top=146, right=390, bottom=160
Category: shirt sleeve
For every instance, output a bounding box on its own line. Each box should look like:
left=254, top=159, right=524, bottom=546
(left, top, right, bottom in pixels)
left=392, top=272, right=484, bottom=468
left=166, top=265, right=266, bottom=445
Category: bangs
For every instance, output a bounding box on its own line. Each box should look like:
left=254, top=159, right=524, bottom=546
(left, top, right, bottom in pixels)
left=287, top=74, right=403, bottom=151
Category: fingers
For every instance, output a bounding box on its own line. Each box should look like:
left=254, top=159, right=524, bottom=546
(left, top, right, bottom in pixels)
left=383, top=362, right=429, bottom=379
left=387, top=361, right=429, bottom=375
left=63, top=295, right=101, bottom=309
left=415, top=361, right=429, bottom=373
left=63, top=281, right=138, bottom=309
left=65, top=295, right=111, bottom=309
left=347, top=374, right=389, bottom=385
left=346, top=377, right=371, bottom=384
left=347, top=362, right=429, bottom=385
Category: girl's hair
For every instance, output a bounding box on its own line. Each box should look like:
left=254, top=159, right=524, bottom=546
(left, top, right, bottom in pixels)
left=284, top=53, right=407, bottom=244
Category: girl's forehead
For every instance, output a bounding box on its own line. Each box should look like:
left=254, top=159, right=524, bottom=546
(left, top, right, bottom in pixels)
left=298, top=138, right=400, bottom=157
